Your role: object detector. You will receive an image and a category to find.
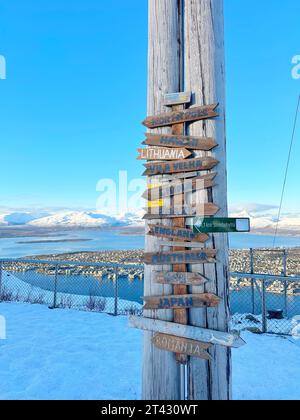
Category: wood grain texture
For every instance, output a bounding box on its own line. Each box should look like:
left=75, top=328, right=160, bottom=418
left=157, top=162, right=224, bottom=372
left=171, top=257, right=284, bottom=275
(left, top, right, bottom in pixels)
left=143, top=249, right=217, bottom=265
left=152, top=334, right=213, bottom=361
left=143, top=133, right=217, bottom=151
left=159, top=241, right=207, bottom=249
left=143, top=174, right=216, bottom=199
left=143, top=202, right=219, bottom=219
left=143, top=293, right=221, bottom=310
left=137, top=147, right=191, bottom=161
left=154, top=271, right=210, bottom=286
left=142, top=0, right=182, bottom=400
left=184, top=0, right=232, bottom=400
left=171, top=105, right=189, bottom=364
left=130, top=317, right=246, bottom=349
left=143, top=157, right=219, bottom=176
left=148, top=224, right=209, bottom=243
left=143, top=104, right=218, bottom=128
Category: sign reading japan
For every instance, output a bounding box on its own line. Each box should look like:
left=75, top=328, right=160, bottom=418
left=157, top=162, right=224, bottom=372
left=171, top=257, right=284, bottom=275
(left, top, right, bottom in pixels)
left=194, top=217, right=251, bottom=234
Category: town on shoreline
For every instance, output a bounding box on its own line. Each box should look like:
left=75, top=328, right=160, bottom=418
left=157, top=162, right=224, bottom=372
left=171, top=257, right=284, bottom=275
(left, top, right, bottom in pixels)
left=3, top=248, right=300, bottom=296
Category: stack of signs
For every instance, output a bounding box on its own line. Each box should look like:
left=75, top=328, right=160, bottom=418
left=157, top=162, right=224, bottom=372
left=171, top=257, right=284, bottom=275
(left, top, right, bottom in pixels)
left=131, top=91, right=246, bottom=363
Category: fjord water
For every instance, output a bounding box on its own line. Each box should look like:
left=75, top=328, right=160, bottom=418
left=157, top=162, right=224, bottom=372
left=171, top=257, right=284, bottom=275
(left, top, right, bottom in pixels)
left=1, top=230, right=300, bottom=258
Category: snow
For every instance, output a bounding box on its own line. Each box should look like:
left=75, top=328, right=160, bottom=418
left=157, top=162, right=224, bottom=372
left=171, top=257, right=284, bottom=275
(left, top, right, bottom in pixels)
left=0, top=302, right=300, bottom=400
left=2, top=271, right=142, bottom=315
left=0, top=208, right=300, bottom=232
left=231, top=313, right=299, bottom=336
left=0, top=303, right=141, bottom=400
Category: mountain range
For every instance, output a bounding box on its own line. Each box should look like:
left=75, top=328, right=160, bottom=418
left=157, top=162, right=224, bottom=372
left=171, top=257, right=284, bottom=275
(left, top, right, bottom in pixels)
left=0, top=209, right=300, bottom=235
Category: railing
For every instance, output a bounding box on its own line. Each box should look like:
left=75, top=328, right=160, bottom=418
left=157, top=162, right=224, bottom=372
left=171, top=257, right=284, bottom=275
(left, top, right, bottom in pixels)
left=1, top=248, right=300, bottom=336
left=0, top=258, right=144, bottom=316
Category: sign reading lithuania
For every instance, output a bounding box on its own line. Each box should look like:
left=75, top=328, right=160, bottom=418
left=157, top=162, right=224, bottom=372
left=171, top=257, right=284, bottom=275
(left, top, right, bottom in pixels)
left=193, top=217, right=251, bottom=234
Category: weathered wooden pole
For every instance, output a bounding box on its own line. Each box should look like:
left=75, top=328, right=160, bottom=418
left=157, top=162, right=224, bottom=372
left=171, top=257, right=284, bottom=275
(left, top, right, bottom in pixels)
left=143, top=0, right=231, bottom=400
left=183, top=0, right=231, bottom=400
left=143, top=0, right=182, bottom=400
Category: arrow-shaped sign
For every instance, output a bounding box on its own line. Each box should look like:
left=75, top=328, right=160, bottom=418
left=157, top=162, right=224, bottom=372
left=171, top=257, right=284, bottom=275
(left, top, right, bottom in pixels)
left=143, top=133, right=217, bottom=151
left=143, top=104, right=219, bottom=129
left=154, top=271, right=210, bottom=286
left=143, top=203, right=219, bottom=219
left=137, top=147, right=191, bottom=161
left=143, top=249, right=217, bottom=265
left=194, top=217, right=251, bottom=233
left=143, top=173, right=216, bottom=200
left=152, top=334, right=213, bottom=361
left=129, top=316, right=246, bottom=349
left=148, top=224, right=209, bottom=243
left=142, top=293, right=221, bottom=310
left=143, top=157, right=219, bottom=176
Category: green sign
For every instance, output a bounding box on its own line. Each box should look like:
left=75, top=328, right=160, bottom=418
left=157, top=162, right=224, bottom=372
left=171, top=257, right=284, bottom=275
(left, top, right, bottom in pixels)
left=193, top=217, right=250, bottom=234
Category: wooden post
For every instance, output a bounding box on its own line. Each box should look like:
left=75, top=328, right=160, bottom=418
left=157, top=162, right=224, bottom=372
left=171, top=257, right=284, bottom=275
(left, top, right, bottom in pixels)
left=143, top=0, right=182, bottom=400
left=183, top=0, right=231, bottom=400
left=143, top=0, right=231, bottom=400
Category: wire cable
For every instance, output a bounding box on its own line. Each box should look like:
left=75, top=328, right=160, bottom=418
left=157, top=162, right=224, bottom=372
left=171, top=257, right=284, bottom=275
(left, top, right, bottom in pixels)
left=273, top=94, right=300, bottom=247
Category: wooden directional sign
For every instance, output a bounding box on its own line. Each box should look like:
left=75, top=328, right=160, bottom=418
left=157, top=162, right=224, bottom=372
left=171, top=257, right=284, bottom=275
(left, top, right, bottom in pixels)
left=143, top=249, right=217, bottom=265
left=160, top=241, right=206, bottom=249
left=155, top=271, right=209, bottom=286
left=143, top=173, right=216, bottom=200
left=129, top=316, right=246, bottom=349
left=143, top=104, right=219, bottom=129
left=163, top=91, right=192, bottom=106
left=143, top=293, right=220, bottom=310
left=152, top=334, right=213, bottom=361
left=194, top=217, right=251, bottom=234
left=148, top=224, right=209, bottom=243
left=143, top=133, right=217, bottom=151
left=137, top=147, right=191, bottom=161
left=143, top=157, right=218, bottom=176
left=143, top=203, right=219, bottom=219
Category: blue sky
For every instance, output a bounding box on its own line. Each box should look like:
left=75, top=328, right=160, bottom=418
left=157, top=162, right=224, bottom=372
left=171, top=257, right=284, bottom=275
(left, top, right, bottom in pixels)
left=0, top=0, right=299, bottom=213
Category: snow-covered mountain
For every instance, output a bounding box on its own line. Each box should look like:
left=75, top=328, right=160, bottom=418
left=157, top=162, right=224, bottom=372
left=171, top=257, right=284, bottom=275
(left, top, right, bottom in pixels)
left=26, top=210, right=144, bottom=228
left=0, top=212, right=49, bottom=226
left=0, top=208, right=300, bottom=234
left=231, top=210, right=300, bottom=234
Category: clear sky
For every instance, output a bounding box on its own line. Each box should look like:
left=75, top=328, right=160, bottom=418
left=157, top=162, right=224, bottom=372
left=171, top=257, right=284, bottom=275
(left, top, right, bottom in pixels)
left=0, top=0, right=299, bottom=213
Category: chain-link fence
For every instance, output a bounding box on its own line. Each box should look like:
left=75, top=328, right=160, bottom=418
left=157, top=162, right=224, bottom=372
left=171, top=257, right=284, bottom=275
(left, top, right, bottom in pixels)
left=230, top=249, right=300, bottom=336
left=0, top=259, right=144, bottom=316
left=1, top=249, right=300, bottom=336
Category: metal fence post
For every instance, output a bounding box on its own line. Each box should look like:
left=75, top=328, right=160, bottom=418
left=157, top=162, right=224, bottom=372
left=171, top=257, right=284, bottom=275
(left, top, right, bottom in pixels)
left=250, top=248, right=255, bottom=314
left=53, top=264, right=59, bottom=309
left=114, top=267, right=119, bottom=316
left=283, top=250, right=288, bottom=318
left=262, top=279, right=267, bottom=333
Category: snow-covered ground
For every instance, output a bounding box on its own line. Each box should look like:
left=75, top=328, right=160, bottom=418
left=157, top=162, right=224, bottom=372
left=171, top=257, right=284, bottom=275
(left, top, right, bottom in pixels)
left=0, top=302, right=299, bottom=400
left=1, top=271, right=142, bottom=315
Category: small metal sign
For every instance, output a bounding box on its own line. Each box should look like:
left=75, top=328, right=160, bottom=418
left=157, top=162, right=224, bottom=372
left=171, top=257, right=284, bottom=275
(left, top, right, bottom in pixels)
left=193, top=217, right=251, bottom=234
left=163, top=91, right=192, bottom=106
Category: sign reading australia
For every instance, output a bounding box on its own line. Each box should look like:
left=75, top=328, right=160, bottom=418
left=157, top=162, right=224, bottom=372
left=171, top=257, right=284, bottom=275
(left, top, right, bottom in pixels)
left=0, top=55, right=6, bottom=79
